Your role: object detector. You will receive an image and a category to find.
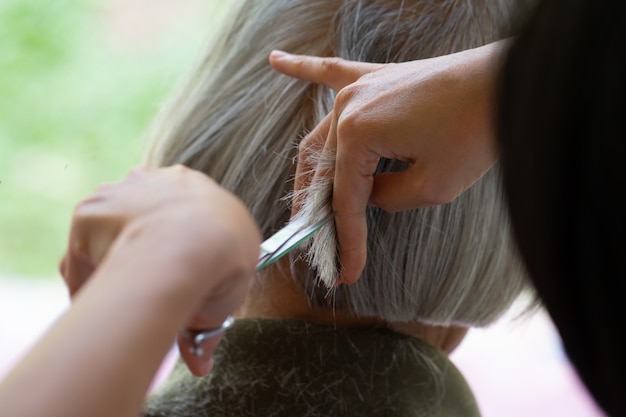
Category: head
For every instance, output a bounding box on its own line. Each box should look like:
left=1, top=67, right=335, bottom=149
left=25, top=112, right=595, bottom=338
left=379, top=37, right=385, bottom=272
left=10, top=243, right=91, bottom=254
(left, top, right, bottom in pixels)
left=144, top=0, right=532, bottom=328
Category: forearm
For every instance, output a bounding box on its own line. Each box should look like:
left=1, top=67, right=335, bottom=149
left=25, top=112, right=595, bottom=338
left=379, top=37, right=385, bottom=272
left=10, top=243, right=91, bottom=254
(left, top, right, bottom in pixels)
left=0, top=227, right=206, bottom=417
left=0, top=165, right=259, bottom=417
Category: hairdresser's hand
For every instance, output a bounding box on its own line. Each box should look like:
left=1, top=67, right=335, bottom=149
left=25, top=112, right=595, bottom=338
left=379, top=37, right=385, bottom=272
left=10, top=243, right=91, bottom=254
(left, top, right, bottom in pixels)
left=60, top=165, right=260, bottom=376
left=0, top=167, right=258, bottom=417
left=59, top=166, right=240, bottom=295
left=270, top=42, right=505, bottom=283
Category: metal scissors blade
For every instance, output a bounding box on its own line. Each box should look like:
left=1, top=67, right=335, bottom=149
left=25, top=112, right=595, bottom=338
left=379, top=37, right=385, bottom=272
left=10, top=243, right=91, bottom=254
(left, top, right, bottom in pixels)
left=256, top=213, right=333, bottom=271
left=184, top=213, right=333, bottom=357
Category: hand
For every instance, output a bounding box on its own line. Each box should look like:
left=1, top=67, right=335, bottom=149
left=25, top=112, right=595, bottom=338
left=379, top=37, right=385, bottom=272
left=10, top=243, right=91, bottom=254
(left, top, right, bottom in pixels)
left=270, top=42, right=505, bottom=283
left=59, top=165, right=261, bottom=375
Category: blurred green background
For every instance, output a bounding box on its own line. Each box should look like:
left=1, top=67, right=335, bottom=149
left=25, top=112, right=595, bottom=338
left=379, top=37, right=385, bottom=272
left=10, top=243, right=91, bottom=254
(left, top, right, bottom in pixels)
left=0, top=0, right=227, bottom=279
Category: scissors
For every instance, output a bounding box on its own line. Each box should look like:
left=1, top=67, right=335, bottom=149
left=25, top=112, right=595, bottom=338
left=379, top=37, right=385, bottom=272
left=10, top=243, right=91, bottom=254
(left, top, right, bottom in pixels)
left=184, top=213, right=333, bottom=356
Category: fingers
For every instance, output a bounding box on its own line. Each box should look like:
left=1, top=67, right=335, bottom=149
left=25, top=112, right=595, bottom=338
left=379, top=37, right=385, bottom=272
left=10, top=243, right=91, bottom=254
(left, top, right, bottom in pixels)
left=177, top=332, right=224, bottom=377
left=296, top=106, right=379, bottom=285
left=269, top=50, right=382, bottom=91
left=60, top=195, right=122, bottom=297
left=329, top=115, right=380, bottom=285
left=58, top=170, right=152, bottom=298
left=270, top=50, right=387, bottom=285
left=58, top=246, right=95, bottom=298
left=294, top=111, right=371, bottom=285
left=292, top=113, right=332, bottom=216
left=271, top=50, right=387, bottom=284
left=294, top=111, right=379, bottom=285
left=177, top=312, right=236, bottom=377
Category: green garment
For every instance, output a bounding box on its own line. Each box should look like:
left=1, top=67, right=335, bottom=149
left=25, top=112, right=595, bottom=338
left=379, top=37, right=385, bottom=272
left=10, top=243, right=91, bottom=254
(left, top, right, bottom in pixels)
left=144, top=318, right=480, bottom=417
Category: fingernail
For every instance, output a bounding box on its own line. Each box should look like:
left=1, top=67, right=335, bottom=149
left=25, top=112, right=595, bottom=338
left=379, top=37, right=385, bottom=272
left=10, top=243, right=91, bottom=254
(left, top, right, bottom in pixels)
left=270, top=50, right=290, bottom=60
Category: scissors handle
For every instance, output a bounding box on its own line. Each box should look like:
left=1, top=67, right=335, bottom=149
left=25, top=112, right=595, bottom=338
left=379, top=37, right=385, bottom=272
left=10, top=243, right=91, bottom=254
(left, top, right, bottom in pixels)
left=183, top=315, right=235, bottom=356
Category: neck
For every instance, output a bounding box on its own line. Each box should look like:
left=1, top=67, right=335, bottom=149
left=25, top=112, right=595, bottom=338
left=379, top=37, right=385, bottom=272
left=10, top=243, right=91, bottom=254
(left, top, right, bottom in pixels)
left=236, top=258, right=468, bottom=353
left=237, top=258, right=382, bottom=327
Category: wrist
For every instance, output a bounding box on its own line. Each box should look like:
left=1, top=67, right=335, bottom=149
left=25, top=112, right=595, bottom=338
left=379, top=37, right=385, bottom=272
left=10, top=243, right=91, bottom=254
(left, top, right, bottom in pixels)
left=94, top=218, right=207, bottom=314
left=96, top=209, right=258, bottom=322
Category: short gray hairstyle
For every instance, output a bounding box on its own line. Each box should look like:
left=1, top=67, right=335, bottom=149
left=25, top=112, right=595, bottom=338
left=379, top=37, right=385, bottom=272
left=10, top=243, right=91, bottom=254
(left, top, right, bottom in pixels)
left=144, top=0, right=532, bottom=327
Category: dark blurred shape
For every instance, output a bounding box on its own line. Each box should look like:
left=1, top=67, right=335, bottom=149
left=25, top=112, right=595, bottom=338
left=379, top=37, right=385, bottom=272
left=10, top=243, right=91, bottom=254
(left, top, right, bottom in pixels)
left=498, top=1, right=626, bottom=415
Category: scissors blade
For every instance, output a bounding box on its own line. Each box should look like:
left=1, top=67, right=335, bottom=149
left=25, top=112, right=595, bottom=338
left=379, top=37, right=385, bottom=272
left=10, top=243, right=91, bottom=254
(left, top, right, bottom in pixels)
left=256, top=213, right=333, bottom=271
left=185, top=214, right=333, bottom=357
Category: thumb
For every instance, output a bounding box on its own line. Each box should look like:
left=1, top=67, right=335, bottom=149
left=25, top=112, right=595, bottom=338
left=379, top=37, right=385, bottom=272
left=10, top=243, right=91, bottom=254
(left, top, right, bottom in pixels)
left=371, top=169, right=448, bottom=211
left=177, top=332, right=223, bottom=377
left=176, top=315, right=235, bottom=377
left=269, top=50, right=382, bottom=91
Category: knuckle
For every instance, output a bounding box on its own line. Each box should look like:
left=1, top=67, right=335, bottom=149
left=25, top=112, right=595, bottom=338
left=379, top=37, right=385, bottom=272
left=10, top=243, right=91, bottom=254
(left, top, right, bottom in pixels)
left=320, top=57, right=343, bottom=74
left=334, top=85, right=355, bottom=107
left=74, top=186, right=110, bottom=213
left=291, top=56, right=308, bottom=78
left=299, top=131, right=315, bottom=148
left=297, top=141, right=312, bottom=164
left=73, top=198, right=98, bottom=219
left=170, top=163, right=187, bottom=173
left=298, top=126, right=326, bottom=161
left=336, top=110, right=363, bottom=144
left=167, top=164, right=188, bottom=180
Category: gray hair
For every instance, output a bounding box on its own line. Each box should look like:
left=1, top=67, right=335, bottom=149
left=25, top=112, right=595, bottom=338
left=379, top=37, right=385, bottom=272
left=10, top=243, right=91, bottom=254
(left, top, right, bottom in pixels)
left=144, top=0, right=532, bottom=327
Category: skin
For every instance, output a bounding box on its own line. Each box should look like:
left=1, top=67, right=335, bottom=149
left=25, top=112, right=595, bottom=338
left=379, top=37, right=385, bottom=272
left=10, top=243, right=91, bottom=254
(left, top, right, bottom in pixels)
left=0, top=165, right=464, bottom=417
left=0, top=166, right=261, bottom=417
left=1, top=41, right=506, bottom=413
left=237, top=258, right=468, bottom=354
left=270, top=40, right=508, bottom=284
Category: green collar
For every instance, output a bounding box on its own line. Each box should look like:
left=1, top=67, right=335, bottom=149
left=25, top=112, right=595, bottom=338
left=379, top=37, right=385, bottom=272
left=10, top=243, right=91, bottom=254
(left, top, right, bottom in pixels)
left=145, top=318, right=479, bottom=417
